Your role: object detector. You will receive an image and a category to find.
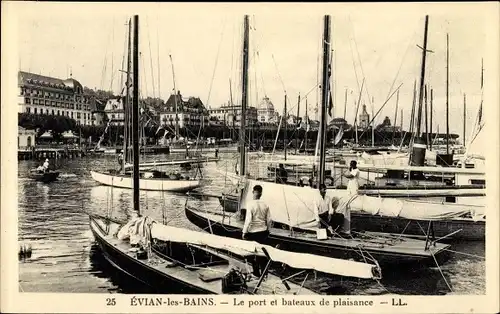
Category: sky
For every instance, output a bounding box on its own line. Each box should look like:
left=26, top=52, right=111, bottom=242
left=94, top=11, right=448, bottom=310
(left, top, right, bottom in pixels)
left=12, top=2, right=495, bottom=141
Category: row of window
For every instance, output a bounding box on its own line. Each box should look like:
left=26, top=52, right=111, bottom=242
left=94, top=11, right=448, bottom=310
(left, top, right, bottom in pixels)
left=20, top=87, right=90, bottom=103
left=25, top=106, right=92, bottom=121
left=163, top=106, right=205, bottom=114
left=160, top=113, right=209, bottom=119
left=24, top=97, right=90, bottom=111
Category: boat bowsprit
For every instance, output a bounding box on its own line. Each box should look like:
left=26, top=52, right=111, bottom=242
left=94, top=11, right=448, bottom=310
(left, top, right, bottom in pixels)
left=90, top=170, right=202, bottom=192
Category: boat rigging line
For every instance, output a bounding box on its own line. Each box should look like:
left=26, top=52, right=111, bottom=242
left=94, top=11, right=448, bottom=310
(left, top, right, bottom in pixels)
left=119, top=19, right=128, bottom=95
left=357, top=83, right=404, bottom=139
left=199, top=21, right=228, bottom=148
left=145, top=17, right=156, bottom=99
left=109, top=18, right=115, bottom=92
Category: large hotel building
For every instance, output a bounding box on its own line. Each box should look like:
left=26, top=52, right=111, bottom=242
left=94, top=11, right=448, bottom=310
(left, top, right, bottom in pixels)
left=18, top=71, right=96, bottom=126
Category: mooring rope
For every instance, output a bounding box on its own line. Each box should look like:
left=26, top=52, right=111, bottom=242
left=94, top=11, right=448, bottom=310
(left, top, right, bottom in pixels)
left=442, top=248, right=485, bottom=260
left=430, top=249, right=454, bottom=293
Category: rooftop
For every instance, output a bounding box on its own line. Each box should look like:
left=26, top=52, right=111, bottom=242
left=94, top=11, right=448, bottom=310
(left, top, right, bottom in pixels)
left=19, top=71, right=84, bottom=94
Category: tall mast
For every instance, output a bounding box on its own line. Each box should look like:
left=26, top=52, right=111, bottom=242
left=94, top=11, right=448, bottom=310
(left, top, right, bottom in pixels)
left=463, top=93, right=466, bottom=146
left=371, top=97, right=374, bottom=147
left=317, top=15, right=331, bottom=187
left=400, top=109, right=403, bottom=131
left=415, top=16, right=429, bottom=138
left=354, top=80, right=365, bottom=145
left=430, top=88, right=433, bottom=150
left=409, top=80, right=417, bottom=137
left=392, top=90, right=399, bottom=145
left=122, top=19, right=132, bottom=173
left=304, top=97, right=308, bottom=153
left=295, top=94, right=300, bottom=154
left=284, top=94, right=287, bottom=160
left=410, top=15, right=429, bottom=166
left=132, top=15, right=140, bottom=214
left=343, top=88, right=347, bottom=120
left=446, top=33, right=450, bottom=154
left=229, top=78, right=234, bottom=140
left=424, top=85, right=429, bottom=147
left=239, top=15, right=249, bottom=176
left=169, top=54, right=179, bottom=140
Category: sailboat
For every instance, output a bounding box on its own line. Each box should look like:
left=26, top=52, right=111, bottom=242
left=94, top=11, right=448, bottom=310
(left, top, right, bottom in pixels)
left=345, top=28, right=486, bottom=200
left=260, top=20, right=484, bottom=200
left=186, top=16, right=459, bottom=269
left=90, top=16, right=382, bottom=294
left=90, top=19, right=202, bottom=192
left=212, top=16, right=485, bottom=241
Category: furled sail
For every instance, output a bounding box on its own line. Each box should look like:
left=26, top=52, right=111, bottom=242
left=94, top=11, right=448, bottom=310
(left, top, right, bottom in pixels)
left=114, top=216, right=380, bottom=279
left=238, top=179, right=482, bottom=228
left=334, top=194, right=476, bottom=221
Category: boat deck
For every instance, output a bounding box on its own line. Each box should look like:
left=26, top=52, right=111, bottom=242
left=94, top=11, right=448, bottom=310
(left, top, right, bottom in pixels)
left=186, top=208, right=451, bottom=267
left=91, top=216, right=314, bottom=295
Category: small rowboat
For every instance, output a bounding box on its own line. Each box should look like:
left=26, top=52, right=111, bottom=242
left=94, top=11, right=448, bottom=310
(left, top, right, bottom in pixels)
left=29, top=169, right=60, bottom=183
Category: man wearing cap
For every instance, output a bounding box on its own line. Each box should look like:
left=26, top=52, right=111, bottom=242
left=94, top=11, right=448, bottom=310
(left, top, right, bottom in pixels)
left=242, top=184, right=272, bottom=277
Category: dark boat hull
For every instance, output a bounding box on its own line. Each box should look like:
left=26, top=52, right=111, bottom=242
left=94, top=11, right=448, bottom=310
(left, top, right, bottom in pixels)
left=29, top=171, right=60, bottom=183
left=89, top=216, right=213, bottom=294
left=185, top=206, right=450, bottom=271
left=219, top=194, right=484, bottom=241
left=349, top=212, right=484, bottom=241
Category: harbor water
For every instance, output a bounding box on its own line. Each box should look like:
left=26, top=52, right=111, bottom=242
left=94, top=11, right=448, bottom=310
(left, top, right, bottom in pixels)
left=18, top=153, right=485, bottom=295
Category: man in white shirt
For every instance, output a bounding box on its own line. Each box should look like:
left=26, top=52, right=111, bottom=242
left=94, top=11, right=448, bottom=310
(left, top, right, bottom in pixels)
left=344, top=160, right=360, bottom=195
left=117, top=153, right=124, bottom=171
left=42, top=159, right=50, bottom=172
left=242, top=184, right=272, bottom=277
left=313, top=184, right=334, bottom=231
left=337, top=160, right=359, bottom=235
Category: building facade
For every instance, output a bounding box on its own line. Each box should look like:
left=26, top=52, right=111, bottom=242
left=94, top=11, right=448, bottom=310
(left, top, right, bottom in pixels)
left=103, top=98, right=125, bottom=126
left=208, top=103, right=258, bottom=127
left=18, top=126, right=36, bottom=148
left=257, top=96, right=280, bottom=124
left=18, top=71, right=94, bottom=126
left=90, top=98, right=106, bottom=126
left=159, top=92, right=209, bottom=130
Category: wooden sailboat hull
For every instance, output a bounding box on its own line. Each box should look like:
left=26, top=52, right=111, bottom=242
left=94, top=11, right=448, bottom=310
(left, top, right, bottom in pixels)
left=90, top=170, right=201, bottom=192
left=29, top=170, right=60, bottom=183
left=184, top=206, right=451, bottom=271
left=90, top=215, right=216, bottom=294
left=90, top=215, right=318, bottom=294
left=217, top=193, right=484, bottom=241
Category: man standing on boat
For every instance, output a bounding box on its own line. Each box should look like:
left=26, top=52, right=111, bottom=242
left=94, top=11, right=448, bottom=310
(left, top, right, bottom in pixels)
left=242, top=184, right=272, bottom=277
left=276, top=164, right=288, bottom=184
left=343, top=160, right=360, bottom=195
left=314, top=184, right=334, bottom=233
left=336, top=160, right=360, bottom=235
left=117, top=152, right=124, bottom=171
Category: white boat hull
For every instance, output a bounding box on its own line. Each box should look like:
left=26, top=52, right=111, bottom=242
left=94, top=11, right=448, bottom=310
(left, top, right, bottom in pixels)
left=90, top=170, right=201, bottom=192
